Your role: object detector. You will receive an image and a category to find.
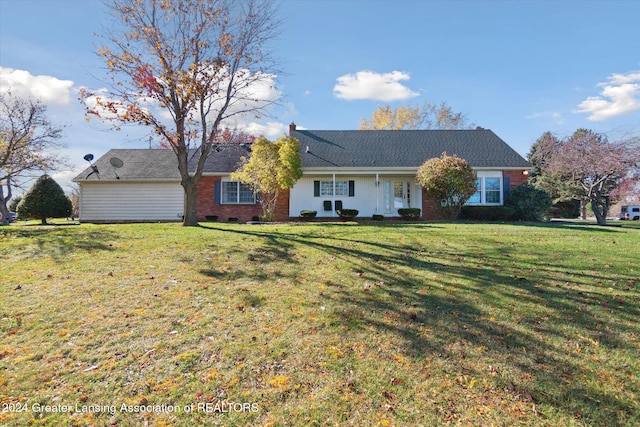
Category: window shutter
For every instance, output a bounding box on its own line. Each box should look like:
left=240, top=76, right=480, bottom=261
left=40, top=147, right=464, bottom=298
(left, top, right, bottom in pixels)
left=348, top=180, right=355, bottom=197
left=503, top=176, right=511, bottom=200
left=214, top=181, right=221, bottom=204
left=314, top=181, right=320, bottom=197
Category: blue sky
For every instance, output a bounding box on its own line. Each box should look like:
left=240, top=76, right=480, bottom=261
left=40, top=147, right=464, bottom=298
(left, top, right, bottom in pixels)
left=1, top=0, right=639, bottom=193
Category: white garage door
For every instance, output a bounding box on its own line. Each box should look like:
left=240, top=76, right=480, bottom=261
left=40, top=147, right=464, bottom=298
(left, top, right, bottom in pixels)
left=79, top=182, right=184, bottom=222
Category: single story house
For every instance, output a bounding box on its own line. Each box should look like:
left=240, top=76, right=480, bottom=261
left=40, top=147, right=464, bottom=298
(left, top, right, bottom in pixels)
left=73, top=124, right=530, bottom=222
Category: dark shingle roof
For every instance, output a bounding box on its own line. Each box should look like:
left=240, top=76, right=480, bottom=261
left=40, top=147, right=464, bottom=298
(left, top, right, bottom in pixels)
left=73, top=149, right=180, bottom=181
left=73, top=145, right=251, bottom=182
left=73, top=130, right=529, bottom=182
left=195, top=144, right=251, bottom=173
left=293, top=129, right=530, bottom=169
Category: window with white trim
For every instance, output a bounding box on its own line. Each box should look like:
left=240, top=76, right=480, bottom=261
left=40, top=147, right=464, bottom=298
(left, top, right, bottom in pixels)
left=485, top=178, right=501, bottom=204
left=319, top=180, right=349, bottom=196
left=466, top=174, right=503, bottom=205
left=467, top=179, right=482, bottom=204
left=221, top=181, right=256, bottom=204
left=319, top=180, right=333, bottom=196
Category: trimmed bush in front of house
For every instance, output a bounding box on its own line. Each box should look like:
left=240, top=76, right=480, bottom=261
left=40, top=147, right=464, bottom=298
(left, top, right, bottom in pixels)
left=505, top=183, right=552, bottom=222
left=300, top=210, right=317, bottom=219
left=337, top=209, right=358, bottom=219
left=398, top=208, right=421, bottom=219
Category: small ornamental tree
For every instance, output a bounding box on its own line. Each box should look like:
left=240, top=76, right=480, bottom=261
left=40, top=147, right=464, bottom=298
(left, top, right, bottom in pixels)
left=416, top=152, right=477, bottom=220
left=17, top=175, right=72, bottom=225
left=230, top=135, right=302, bottom=221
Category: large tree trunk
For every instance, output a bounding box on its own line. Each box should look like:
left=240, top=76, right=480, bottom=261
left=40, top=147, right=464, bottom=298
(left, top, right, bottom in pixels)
left=0, top=204, right=9, bottom=226
left=0, top=182, right=11, bottom=226
left=182, top=180, right=199, bottom=226
left=591, top=199, right=607, bottom=226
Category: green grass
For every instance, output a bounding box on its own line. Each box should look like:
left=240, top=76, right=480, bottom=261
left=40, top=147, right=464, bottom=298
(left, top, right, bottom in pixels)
left=1, top=220, right=639, bottom=426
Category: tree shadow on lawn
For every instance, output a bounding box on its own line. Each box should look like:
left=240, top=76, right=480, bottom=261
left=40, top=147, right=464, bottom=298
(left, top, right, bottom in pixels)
left=199, top=227, right=298, bottom=281
left=0, top=226, right=117, bottom=262
left=504, top=220, right=623, bottom=232
left=201, top=223, right=639, bottom=425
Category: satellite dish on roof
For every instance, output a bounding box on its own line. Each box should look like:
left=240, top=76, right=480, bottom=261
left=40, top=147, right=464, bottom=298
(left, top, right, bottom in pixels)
left=110, top=157, right=124, bottom=168
left=83, top=153, right=99, bottom=179
left=109, top=157, right=124, bottom=179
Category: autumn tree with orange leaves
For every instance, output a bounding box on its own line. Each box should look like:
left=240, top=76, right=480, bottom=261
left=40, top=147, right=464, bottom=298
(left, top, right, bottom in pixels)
left=81, top=0, right=282, bottom=225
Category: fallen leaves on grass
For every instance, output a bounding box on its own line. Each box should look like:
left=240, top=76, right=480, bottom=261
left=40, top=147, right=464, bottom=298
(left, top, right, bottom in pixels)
left=268, top=375, right=290, bottom=391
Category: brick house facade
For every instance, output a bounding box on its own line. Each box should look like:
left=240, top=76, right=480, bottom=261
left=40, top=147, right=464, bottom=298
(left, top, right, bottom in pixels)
left=75, top=127, right=530, bottom=223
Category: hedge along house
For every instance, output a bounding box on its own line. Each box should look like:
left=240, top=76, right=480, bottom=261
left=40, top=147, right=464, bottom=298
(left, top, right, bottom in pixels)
left=74, top=125, right=530, bottom=223
left=289, top=124, right=531, bottom=219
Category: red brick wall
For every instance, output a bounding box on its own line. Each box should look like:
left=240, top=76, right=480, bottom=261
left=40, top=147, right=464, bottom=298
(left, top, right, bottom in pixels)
left=273, top=189, right=290, bottom=221
left=421, top=193, right=443, bottom=221
left=503, top=170, right=529, bottom=189
left=196, top=176, right=263, bottom=222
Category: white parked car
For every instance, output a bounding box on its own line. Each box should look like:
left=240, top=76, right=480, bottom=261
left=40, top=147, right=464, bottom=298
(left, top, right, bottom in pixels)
left=619, top=205, right=640, bottom=220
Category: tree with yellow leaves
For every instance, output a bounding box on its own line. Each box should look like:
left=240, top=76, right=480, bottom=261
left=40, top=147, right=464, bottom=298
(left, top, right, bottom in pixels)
left=231, top=135, right=302, bottom=221
left=359, top=101, right=472, bottom=130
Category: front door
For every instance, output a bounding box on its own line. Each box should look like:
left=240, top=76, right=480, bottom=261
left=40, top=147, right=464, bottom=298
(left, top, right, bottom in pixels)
left=384, top=180, right=412, bottom=214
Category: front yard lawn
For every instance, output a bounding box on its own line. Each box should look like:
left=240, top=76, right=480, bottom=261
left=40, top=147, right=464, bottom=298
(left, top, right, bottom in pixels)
left=1, top=221, right=638, bottom=426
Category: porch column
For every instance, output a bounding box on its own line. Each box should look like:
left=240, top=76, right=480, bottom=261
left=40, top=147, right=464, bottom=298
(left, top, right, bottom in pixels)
left=375, top=173, right=380, bottom=214
left=332, top=173, right=336, bottom=217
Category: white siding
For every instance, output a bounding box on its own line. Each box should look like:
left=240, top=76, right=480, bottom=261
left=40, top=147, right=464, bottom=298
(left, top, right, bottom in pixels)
left=79, top=182, right=183, bottom=222
left=290, top=174, right=421, bottom=218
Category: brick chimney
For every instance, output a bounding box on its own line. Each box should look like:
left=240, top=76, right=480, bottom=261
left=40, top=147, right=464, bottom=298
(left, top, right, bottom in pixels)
left=289, top=122, right=296, bottom=136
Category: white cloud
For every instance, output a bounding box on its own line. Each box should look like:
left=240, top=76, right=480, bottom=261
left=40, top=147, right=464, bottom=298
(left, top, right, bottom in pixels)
left=574, top=71, right=640, bottom=121
left=222, top=71, right=282, bottom=119
left=333, top=70, right=419, bottom=102
left=241, top=121, right=288, bottom=139
left=80, top=69, right=283, bottom=135
left=525, top=111, right=564, bottom=124
left=0, top=67, right=74, bottom=105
